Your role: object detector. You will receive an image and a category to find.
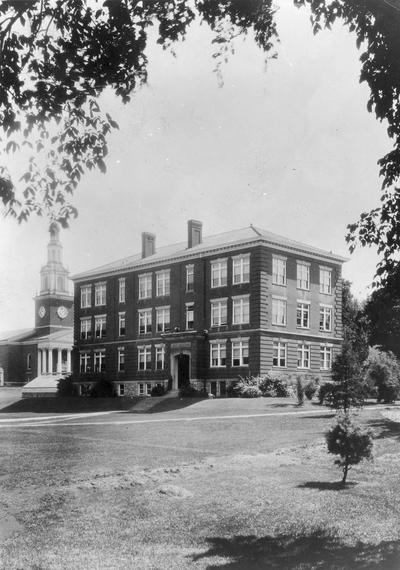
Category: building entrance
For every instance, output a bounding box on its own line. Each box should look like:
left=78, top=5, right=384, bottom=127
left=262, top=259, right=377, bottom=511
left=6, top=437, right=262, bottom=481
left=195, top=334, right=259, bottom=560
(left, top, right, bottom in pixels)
left=177, top=354, right=190, bottom=388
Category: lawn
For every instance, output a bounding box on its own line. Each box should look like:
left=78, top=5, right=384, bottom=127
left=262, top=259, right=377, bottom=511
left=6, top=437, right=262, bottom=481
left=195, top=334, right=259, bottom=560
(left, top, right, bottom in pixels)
left=0, top=395, right=400, bottom=569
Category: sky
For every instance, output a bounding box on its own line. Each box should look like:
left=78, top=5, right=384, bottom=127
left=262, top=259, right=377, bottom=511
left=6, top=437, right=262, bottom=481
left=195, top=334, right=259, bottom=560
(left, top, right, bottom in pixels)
left=0, top=0, right=390, bottom=332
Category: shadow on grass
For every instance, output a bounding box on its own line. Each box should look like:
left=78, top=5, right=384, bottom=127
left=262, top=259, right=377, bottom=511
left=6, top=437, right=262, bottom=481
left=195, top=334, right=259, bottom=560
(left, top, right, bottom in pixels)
left=144, top=397, right=204, bottom=414
left=298, top=481, right=357, bottom=491
left=192, top=531, right=400, bottom=569
left=0, top=397, right=132, bottom=414
left=366, top=417, right=400, bottom=441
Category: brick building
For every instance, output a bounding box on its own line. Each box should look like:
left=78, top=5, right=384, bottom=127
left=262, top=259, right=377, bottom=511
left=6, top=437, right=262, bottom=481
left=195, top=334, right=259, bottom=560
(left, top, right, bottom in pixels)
left=0, top=223, right=73, bottom=391
left=71, top=221, right=346, bottom=397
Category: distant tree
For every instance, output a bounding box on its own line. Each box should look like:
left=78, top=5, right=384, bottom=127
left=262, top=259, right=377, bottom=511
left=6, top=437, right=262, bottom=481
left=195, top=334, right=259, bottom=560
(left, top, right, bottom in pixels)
left=0, top=0, right=400, bottom=281
left=364, top=347, right=400, bottom=403
left=326, top=412, right=373, bottom=487
left=328, top=339, right=365, bottom=411
left=342, top=280, right=369, bottom=364
left=364, top=266, right=400, bottom=358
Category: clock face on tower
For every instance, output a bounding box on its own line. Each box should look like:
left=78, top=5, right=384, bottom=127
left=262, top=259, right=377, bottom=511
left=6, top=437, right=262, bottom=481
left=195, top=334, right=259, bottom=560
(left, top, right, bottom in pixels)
left=57, top=306, right=68, bottom=319
left=38, top=306, right=46, bottom=318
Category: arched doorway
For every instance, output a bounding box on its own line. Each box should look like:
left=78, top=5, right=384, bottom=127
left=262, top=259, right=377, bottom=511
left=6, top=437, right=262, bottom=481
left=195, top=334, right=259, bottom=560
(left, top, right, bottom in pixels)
left=0, top=367, right=4, bottom=387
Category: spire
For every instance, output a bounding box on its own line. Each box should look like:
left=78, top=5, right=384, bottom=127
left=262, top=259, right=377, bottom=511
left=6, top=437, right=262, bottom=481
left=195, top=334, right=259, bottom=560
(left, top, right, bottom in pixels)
left=39, top=223, right=70, bottom=295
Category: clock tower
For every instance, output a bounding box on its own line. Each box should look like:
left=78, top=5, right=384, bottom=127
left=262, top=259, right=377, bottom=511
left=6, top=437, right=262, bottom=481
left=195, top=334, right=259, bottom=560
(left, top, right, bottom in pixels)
left=34, top=222, right=74, bottom=332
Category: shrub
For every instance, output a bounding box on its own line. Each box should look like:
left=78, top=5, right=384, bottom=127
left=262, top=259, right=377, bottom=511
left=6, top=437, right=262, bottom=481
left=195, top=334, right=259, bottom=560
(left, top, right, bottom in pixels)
left=151, top=384, right=166, bottom=397
left=296, top=376, right=304, bottom=406
left=57, top=374, right=75, bottom=397
left=90, top=377, right=114, bottom=398
left=179, top=384, right=207, bottom=398
left=318, top=382, right=335, bottom=405
left=241, top=384, right=262, bottom=398
left=326, top=412, right=373, bottom=486
left=364, top=348, right=400, bottom=403
left=226, top=383, right=239, bottom=398
left=258, top=373, right=290, bottom=398
left=304, top=377, right=319, bottom=401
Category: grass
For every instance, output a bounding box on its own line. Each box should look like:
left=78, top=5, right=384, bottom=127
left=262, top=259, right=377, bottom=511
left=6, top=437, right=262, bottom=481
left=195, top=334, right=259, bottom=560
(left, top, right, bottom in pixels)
left=0, top=394, right=400, bottom=569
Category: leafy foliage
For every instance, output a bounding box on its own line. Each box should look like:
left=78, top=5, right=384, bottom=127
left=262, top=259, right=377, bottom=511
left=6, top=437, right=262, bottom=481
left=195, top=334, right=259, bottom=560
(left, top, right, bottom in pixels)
left=90, top=376, right=114, bottom=398
left=258, top=372, right=291, bottom=397
left=304, top=377, right=319, bottom=401
left=364, top=266, right=400, bottom=357
left=56, top=374, right=75, bottom=396
left=1, top=1, right=400, bottom=278
left=0, top=0, right=276, bottom=224
left=178, top=384, right=208, bottom=398
left=151, top=384, right=166, bottom=397
left=328, top=339, right=366, bottom=411
left=296, top=376, right=305, bottom=406
left=364, top=347, right=400, bottom=403
left=326, top=412, right=373, bottom=486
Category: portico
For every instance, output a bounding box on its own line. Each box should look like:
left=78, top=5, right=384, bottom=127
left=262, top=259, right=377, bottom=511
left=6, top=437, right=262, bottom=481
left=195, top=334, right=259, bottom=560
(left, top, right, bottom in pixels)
left=37, top=346, right=72, bottom=375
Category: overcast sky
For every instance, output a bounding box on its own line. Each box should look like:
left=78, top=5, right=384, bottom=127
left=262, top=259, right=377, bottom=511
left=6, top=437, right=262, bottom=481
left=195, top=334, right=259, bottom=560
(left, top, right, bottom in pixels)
left=0, top=0, right=390, bottom=332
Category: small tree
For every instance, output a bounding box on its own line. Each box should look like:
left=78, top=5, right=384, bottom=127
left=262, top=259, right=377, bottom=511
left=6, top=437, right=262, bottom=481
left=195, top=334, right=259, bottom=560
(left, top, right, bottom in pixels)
left=326, top=339, right=365, bottom=411
left=325, top=339, right=373, bottom=486
left=326, top=413, right=373, bottom=486
left=296, top=376, right=304, bottom=406
left=57, top=374, right=75, bottom=397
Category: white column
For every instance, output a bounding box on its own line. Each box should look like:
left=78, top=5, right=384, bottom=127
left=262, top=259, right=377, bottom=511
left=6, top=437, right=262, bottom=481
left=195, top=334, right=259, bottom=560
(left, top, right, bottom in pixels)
left=66, top=350, right=71, bottom=373
left=37, top=349, right=41, bottom=374
left=57, top=348, right=62, bottom=374
left=48, top=348, right=53, bottom=375
left=42, top=349, right=47, bottom=374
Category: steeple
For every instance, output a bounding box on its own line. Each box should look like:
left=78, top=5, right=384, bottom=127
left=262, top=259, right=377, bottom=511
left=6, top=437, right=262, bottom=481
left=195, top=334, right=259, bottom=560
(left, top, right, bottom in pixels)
left=39, top=222, right=70, bottom=295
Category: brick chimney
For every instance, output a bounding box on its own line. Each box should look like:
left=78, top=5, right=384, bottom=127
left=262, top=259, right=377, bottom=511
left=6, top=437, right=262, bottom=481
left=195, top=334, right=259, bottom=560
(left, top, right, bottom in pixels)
left=187, top=220, right=202, bottom=248
left=141, top=232, right=156, bottom=258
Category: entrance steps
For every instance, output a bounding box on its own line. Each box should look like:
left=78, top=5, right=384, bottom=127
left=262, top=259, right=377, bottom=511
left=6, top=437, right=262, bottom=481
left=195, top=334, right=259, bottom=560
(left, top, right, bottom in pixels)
left=21, top=374, right=62, bottom=398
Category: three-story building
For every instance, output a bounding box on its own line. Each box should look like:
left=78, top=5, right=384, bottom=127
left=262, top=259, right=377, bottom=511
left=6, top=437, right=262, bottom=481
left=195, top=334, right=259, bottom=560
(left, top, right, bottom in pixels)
left=72, top=221, right=346, bottom=396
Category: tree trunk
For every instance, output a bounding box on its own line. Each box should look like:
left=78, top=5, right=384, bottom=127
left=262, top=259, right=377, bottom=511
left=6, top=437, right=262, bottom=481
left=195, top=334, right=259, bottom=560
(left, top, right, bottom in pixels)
left=341, top=456, right=349, bottom=486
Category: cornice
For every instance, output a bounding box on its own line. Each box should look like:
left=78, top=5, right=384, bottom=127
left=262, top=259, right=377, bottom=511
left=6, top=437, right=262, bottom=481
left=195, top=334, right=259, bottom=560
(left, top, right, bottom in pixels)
left=72, top=237, right=347, bottom=283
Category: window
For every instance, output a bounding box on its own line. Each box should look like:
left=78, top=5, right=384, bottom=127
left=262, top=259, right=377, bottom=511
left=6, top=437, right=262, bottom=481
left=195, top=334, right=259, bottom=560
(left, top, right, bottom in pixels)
left=320, top=346, right=332, bottom=370
left=320, top=305, right=332, bottom=332
left=320, top=267, right=332, bottom=294
left=146, top=383, right=152, bottom=395
left=138, top=346, right=151, bottom=370
left=156, top=270, right=170, bottom=297
left=232, top=339, right=249, bottom=367
left=118, top=347, right=125, bottom=372
left=297, top=302, right=310, bottom=329
left=95, top=282, right=106, bottom=306
left=26, top=353, right=32, bottom=370
left=272, top=298, right=287, bottom=326
left=118, top=384, right=125, bottom=396
left=119, top=278, right=126, bottom=303
left=232, top=295, right=250, bottom=325
left=138, top=309, right=152, bottom=334
left=139, top=383, right=145, bottom=395
left=186, top=264, right=194, bottom=292
left=80, top=285, right=91, bottom=308
left=272, top=256, right=286, bottom=286
left=297, top=344, right=310, bottom=369
left=80, top=352, right=91, bottom=373
left=233, top=254, right=250, bottom=284
left=156, top=306, right=170, bottom=332
left=273, top=342, right=287, bottom=367
left=94, top=350, right=106, bottom=373
left=138, top=273, right=152, bottom=299
left=118, top=312, right=126, bottom=336
left=210, top=341, right=226, bottom=367
left=155, top=345, right=165, bottom=370
left=211, top=259, right=227, bottom=288
left=211, top=299, right=227, bottom=327
left=186, top=303, right=194, bottom=330
left=297, top=262, right=310, bottom=290
left=94, top=315, right=106, bottom=338
left=80, top=317, right=92, bottom=340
